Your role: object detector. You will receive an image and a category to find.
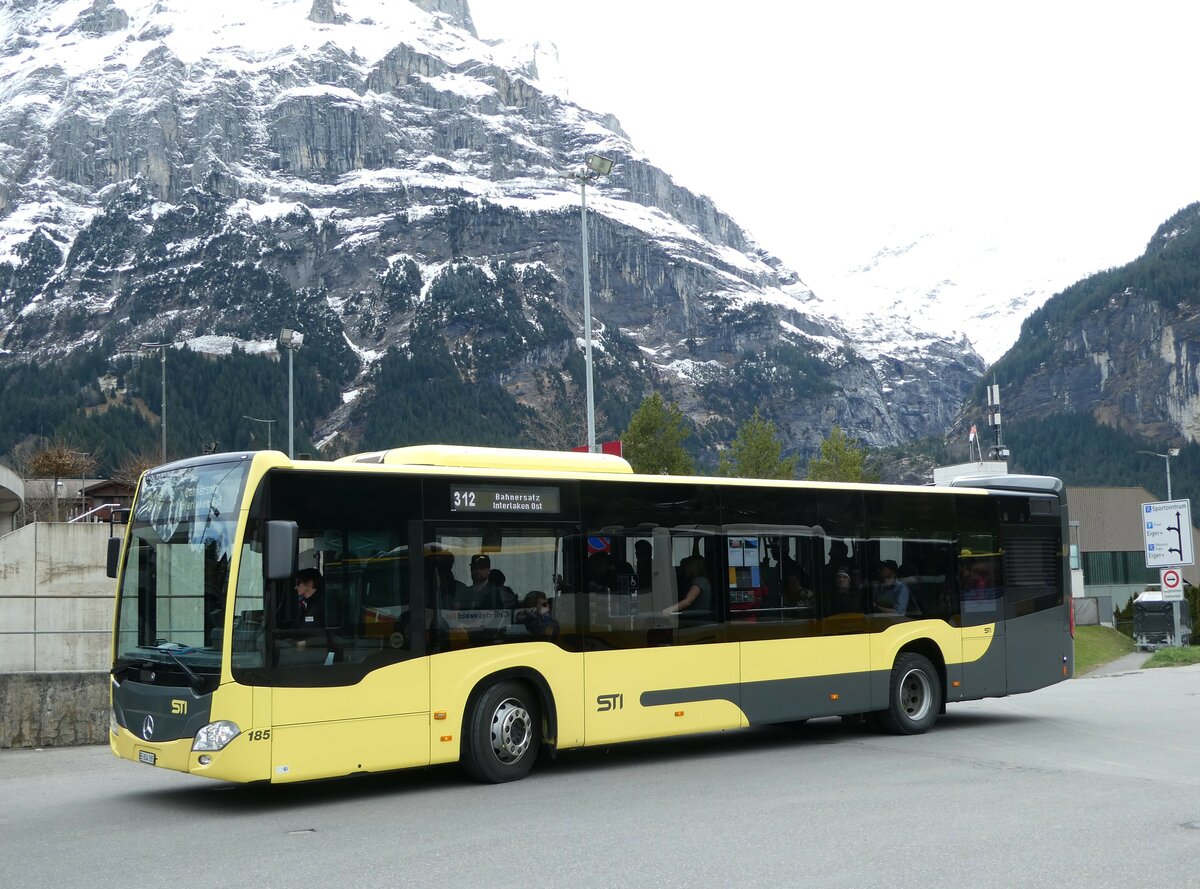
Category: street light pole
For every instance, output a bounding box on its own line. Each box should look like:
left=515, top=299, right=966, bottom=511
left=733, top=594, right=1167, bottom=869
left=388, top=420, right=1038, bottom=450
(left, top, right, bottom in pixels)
left=1139, top=447, right=1180, bottom=500
left=279, top=329, right=304, bottom=459
left=562, top=154, right=614, bottom=453
left=141, top=342, right=169, bottom=463
left=580, top=176, right=596, bottom=454
left=242, top=415, right=276, bottom=450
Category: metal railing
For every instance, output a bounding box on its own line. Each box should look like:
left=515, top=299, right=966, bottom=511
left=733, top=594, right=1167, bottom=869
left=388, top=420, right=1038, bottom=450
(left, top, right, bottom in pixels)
left=68, top=503, right=128, bottom=536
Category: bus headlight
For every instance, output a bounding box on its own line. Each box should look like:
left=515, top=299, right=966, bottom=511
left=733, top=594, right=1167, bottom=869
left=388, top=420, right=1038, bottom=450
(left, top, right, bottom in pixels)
left=192, top=721, right=241, bottom=752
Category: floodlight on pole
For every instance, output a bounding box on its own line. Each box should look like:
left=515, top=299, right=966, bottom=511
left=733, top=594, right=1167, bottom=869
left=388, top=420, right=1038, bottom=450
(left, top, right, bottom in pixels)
left=560, top=153, right=615, bottom=453
left=140, top=342, right=169, bottom=463
left=279, top=328, right=304, bottom=459
left=586, top=154, right=614, bottom=176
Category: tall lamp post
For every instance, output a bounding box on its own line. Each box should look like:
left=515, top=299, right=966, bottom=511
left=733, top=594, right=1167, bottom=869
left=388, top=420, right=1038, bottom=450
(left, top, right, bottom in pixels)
left=1139, top=447, right=1180, bottom=500
left=279, top=328, right=304, bottom=459
left=242, top=415, right=276, bottom=450
left=562, top=154, right=614, bottom=453
left=140, top=341, right=169, bottom=463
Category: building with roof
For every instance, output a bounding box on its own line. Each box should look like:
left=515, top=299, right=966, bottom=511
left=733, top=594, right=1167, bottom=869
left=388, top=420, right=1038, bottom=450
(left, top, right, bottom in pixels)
left=19, top=478, right=123, bottom=523
left=1066, top=485, right=1200, bottom=613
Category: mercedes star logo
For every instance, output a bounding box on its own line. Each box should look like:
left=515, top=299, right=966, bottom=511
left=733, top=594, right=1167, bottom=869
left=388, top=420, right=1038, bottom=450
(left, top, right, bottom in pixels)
left=142, top=714, right=155, bottom=740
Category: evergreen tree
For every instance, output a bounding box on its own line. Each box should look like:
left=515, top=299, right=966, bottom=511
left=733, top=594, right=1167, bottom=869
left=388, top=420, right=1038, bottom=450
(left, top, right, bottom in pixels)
left=622, top=393, right=694, bottom=475
left=806, top=426, right=879, bottom=483
left=718, top=409, right=797, bottom=479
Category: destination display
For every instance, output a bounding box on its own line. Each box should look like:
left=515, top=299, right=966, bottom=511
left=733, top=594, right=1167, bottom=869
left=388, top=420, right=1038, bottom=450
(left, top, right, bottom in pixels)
left=450, top=484, right=560, bottom=514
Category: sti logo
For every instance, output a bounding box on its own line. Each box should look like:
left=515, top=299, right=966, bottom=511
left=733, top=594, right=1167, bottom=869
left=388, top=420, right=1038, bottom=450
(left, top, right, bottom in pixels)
left=596, top=693, right=624, bottom=712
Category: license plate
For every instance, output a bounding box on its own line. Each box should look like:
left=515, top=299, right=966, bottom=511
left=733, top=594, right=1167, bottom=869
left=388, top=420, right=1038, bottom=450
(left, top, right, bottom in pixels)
left=138, top=750, right=157, bottom=766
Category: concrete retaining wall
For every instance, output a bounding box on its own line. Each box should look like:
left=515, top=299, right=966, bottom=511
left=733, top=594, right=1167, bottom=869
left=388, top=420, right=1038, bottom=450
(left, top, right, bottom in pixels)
left=0, top=523, right=116, bottom=671
left=0, top=522, right=117, bottom=746
left=0, top=671, right=109, bottom=748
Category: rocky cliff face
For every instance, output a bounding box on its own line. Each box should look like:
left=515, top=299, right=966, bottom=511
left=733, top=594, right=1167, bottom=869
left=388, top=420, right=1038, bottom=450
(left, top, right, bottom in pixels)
left=980, top=203, right=1200, bottom=449
left=0, top=0, right=984, bottom=460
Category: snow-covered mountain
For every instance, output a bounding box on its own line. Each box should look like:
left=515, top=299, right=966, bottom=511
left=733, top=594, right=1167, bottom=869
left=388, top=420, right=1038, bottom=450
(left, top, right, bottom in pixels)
left=814, top=221, right=1142, bottom=367
left=0, top=0, right=986, bottom=459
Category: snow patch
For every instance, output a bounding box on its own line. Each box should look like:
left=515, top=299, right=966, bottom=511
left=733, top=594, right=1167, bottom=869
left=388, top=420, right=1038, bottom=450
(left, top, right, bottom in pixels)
left=230, top=198, right=308, bottom=223
left=185, top=335, right=279, bottom=356
left=342, top=332, right=382, bottom=366
left=417, top=72, right=496, bottom=100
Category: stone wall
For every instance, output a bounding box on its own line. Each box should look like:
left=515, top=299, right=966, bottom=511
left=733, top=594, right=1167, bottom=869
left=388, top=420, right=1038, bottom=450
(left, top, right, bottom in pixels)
left=0, top=671, right=109, bottom=748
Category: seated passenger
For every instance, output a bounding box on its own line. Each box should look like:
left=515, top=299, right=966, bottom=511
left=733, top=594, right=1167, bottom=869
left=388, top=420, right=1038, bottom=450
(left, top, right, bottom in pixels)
left=634, top=540, right=653, bottom=593
left=489, top=568, right=519, bottom=609
left=663, top=555, right=711, bottom=616
left=780, top=571, right=815, bottom=609
left=462, top=553, right=505, bottom=609
left=427, top=548, right=467, bottom=611
left=586, top=551, right=616, bottom=592
left=873, top=560, right=915, bottom=615
left=518, top=590, right=559, bottom=640
left=829, top=568, right=861, bottom=613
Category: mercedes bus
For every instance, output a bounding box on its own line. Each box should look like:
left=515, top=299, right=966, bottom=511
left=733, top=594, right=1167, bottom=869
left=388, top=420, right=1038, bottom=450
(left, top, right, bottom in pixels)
left=107, top=445, right=1073, bottom=783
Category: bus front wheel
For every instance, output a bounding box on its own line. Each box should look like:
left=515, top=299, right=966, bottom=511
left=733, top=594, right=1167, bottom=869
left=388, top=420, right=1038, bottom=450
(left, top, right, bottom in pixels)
left=877, top=652, right=941, bottom=735
left=462, top=681, right=541, bottom=783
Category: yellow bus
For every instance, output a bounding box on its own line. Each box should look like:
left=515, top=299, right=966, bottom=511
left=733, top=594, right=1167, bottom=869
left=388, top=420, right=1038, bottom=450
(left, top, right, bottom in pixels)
left=107, top=445, right=1073, bottom=784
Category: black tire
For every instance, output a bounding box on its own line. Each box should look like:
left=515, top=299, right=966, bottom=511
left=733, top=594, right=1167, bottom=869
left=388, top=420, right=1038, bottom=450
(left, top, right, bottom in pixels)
left=876, top=652, right=942, bottom=735
left=461, top=681, right=541, bottom=783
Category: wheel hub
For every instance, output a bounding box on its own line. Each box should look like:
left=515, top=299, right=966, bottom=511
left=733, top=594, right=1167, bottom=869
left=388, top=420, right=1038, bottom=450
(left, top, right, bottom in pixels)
left=489, top=697, right=532, bottom=763
left=899, top=668, right=932, bottom=721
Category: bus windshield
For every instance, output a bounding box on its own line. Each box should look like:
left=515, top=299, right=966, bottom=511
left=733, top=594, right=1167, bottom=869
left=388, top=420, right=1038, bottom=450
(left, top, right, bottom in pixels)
left=113, top=458, right=252, bottom=689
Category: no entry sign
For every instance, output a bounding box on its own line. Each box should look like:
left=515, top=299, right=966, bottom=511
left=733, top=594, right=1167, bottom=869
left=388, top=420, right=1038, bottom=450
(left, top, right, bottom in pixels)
left=1160, top=567, right=1185, bottom=601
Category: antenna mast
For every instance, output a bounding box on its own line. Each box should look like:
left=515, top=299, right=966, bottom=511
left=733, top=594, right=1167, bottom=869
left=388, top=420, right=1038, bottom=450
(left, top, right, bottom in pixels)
left=986, top=376, right=1010, bottom=464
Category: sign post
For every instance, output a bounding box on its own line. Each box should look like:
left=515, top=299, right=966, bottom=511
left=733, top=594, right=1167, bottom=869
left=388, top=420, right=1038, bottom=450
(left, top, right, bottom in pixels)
left=1142, top=499, right=1193, bottom=647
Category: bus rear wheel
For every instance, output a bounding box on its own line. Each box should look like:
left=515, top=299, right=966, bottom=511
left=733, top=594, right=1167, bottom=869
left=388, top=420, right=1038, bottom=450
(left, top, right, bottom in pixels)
left=877, top=652, right=941, bottom=735
left=462, top=681, right=541, bottom=783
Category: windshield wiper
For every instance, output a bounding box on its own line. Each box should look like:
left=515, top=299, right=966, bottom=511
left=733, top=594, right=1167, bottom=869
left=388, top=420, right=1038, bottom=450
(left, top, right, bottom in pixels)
left=155, top=644, right=206, bottom=693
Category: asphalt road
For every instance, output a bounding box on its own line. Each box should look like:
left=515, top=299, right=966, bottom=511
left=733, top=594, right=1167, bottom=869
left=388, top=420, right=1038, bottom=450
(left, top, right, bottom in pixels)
left=3, top=662, right=1199, bottom=889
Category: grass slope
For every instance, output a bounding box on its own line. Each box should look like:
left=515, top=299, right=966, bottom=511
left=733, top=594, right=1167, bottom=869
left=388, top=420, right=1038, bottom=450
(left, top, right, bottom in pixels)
left=1073, top=625, right=1136, bottom=675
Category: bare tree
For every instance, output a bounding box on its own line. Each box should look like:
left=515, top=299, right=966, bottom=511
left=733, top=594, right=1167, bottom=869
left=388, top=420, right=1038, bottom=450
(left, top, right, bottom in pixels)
left=111, top=451, right=160, bottom=491
left=26, top=441, right=95, bottom=522
left=521, top=399, right=612, bottom=453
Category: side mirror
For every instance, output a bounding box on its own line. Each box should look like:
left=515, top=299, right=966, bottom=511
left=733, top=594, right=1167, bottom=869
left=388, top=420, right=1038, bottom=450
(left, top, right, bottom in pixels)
left=106, top=537, right=123, bottom=579
left=265, top=520, right=299, bottom=580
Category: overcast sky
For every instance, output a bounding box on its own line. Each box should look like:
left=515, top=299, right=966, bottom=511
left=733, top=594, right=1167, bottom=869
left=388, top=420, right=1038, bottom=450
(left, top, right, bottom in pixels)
left=470, top=1, right=1200, bottom=294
